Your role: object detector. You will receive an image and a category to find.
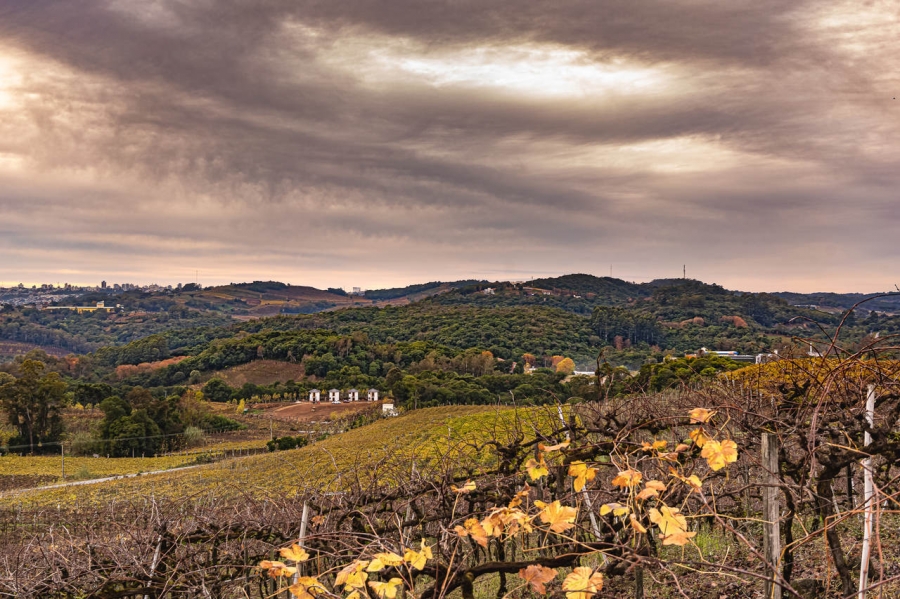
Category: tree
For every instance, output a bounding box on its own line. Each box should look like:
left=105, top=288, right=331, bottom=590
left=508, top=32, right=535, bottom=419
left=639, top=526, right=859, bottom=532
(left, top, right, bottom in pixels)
left=0, top=359, right=67, bottom=454
left=555, top=357, right=575, bottom=375
left=203, top=378, right=233, bottom=403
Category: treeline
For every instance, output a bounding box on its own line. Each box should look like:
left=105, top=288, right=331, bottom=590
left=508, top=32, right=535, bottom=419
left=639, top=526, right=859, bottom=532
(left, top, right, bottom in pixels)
left=363, top=280, right=483, bottom=301
left=0, top=356, right=242, bottom=456
left=0, top=303, right=231, bottom=355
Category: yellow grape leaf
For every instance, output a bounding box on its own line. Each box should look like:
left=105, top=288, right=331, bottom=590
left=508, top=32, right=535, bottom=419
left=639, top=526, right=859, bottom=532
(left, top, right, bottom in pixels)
left=611, top=469, right=643, bottom=488
left=494, top=507, right=533, bottom=535
left=689, top=408, right=716, bottom=423
left=508, top=484, right=530, bottom=509
left=539, top=440, right=570, bottom=452
left=311, top=515, right=326, bottom=526
left=674, top=443, right=690, bottom=452
left=481, top=512, right=504, bottom=538
left=539, top=500, right=578, bottom=533
left=629, top=514, right=647, bottom=533
left=636, top=479, right=667, bottom=500
left=599, top=503, right=629, bottom=517
left=646, top=480, right=667, bottom=492
left=347, top=593, right=362, bottom=599
left=526, top=456, right=549, bottom=481
left=280, top=544, right=310, bottom=563
left=518, top=564, right=558, bottom=594
left=568, top=461, right=597, bottom=492
left=451, top=480, right=476, bottom=494
left=685, top=475, right=702, bottom=491
left=368, top=578, right=404, bottom=599
left=335, top=561, right=369, bottom=590
left=641, top=439, right=668, bottom=451
left=648, top=505, right=688, bottom=536
left=260, top=560, right=297, bottom=578
left=689, top=428, right=709, bottom=448
left=562, top=566, right=603, bottom=599
left=533, top=500, right=547, bottom=509
left=700, top=439, right=739, bottom=471
left=454, top=518, right=489, bottom=547
left=660, top=529, right=697, bottom=546
left=367, top=552, right=404, bottom=572
left=403, top=539, right=433, bottom=570
left=288, top=576, right=325, bottom=599
left=636, top=489, right=656, bottom=501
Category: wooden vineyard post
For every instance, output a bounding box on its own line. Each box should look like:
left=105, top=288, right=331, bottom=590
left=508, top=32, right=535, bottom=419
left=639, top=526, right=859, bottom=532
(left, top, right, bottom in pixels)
left=761, top=432, right=782, bottom=599
left=857, top=384, right=875, bottom=599
left=292, top=502, right=310, bottom=587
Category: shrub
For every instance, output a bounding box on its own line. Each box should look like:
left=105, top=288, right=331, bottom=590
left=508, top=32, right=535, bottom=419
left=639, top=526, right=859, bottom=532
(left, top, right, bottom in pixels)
left=68, top=431, right=101, bottom=456
left=182, top=426, right=205, bottom=448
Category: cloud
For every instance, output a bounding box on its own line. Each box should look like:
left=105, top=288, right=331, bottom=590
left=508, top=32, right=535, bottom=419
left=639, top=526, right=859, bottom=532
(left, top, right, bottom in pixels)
left=0, top=0, right=898, bottom=291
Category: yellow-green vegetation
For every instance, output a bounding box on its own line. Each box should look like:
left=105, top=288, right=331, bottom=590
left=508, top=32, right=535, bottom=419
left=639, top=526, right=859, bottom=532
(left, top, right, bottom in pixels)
left=3, top=405, right=563, bottom=508
left=0, top=454, right=198, bottom=483
left=0, top=439, right=267, bottom=487
left=727, top=357, right=900, bottom=391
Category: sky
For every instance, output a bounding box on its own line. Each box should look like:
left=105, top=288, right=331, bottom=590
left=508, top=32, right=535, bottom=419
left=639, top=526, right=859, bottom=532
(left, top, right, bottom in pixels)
left=0, top=1, right=898, bottom=293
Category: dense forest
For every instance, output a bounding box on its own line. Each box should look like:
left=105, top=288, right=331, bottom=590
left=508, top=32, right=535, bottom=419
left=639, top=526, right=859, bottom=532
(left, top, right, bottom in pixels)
left=4, top=274, right=900, bottom=458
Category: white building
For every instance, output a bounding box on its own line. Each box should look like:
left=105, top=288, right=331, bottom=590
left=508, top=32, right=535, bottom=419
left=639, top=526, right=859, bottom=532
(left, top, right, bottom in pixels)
left=367, top=388, right=379, bottom=402
left=328, top=388, right=341, bottom=403
left=347, top=388, right=359, bottom=402
left=382, top=402, right=397, bottom=416
left=309, top=389, right=321, bottom=403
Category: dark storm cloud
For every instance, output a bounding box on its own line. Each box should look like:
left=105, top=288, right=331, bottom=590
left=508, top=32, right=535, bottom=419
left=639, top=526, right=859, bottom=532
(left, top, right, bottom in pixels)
left=0, top=0, right=898, bottom=290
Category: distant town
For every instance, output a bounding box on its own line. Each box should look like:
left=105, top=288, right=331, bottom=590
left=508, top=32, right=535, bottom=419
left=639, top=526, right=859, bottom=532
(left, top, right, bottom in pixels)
left=0, top=281, right=191, bottom=308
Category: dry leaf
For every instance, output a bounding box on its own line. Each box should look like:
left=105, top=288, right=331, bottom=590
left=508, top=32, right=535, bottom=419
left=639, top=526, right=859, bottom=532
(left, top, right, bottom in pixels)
left=539, top=440, right=570, bottom=452
left=526, top=457, right=549, bottom=481
left=451, top=480, right=476, bottom=494
left=599, top=503, right=630, bottom=517
left=539, top=500, right=578, bottom=533
left=611, top=469, right=643, bottom=488
left=689, top=408, right=716, bottom=423
left=689, top=428, right=709, bottom=448
left=454, top=518, right=489, bottom=547
left=518, top=564, right=557, bottom=594
left=368, top=578, right=404, bottom=599
left=700, top=439, right=738, bottom=471
left=280, top=544, right=310, bottom=563
left=288, top=576, right=324, bottom=599
left=648, top=505, right=689, bottom=539
left=568, top=461, right=597, bottom=492
left=367, top=552, right=404, bottom=572
left=562, top=566, right=603, bottom=599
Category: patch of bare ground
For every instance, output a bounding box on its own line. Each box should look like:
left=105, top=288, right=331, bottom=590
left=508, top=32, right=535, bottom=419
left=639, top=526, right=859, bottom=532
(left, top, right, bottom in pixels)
left=209, top=359, right=306, bottom=387
left=268, top=400, right=379, bottom=423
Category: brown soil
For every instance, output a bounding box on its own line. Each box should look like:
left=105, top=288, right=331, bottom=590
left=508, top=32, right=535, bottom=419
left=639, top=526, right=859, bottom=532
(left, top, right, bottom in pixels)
left=269, top=401, right=379, bottom=422
left=212, top=360, right=307, bottom=387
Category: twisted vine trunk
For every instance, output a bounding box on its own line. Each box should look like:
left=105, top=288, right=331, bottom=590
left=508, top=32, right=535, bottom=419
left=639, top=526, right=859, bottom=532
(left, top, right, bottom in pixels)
left=815, top=473, right=853, bottom=596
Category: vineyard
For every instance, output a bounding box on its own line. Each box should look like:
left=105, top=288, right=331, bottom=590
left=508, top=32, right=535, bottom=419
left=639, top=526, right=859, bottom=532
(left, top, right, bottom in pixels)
left=1, top=350, right=900, bottom=598
left=0, top=438, right=270, bottom=493
left=0, top=405, right=533, bottom=509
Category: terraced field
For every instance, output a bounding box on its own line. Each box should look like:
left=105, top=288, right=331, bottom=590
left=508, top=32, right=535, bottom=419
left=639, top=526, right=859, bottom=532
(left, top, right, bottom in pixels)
left=2, top=405, right=561, bottom=509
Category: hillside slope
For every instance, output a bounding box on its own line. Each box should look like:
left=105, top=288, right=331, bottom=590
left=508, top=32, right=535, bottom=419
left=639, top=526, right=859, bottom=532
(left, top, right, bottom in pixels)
left=4, top=405, right=556, bottom=508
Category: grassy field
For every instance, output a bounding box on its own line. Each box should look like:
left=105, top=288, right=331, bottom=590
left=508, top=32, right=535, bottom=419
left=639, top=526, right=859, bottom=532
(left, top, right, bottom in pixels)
left=208, top=359, right=307, bottom=387
left=0, top=438, right=270, bottom=491
left=1, top=405, right=561, bottom=509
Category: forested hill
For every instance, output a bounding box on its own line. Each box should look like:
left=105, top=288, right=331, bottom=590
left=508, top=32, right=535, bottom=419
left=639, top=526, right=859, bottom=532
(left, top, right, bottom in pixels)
left=5, top=274, right=900, bottom=372
left=773, top=290, right=900, bottom=313
left=75, top=276, right=900, bottom=383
